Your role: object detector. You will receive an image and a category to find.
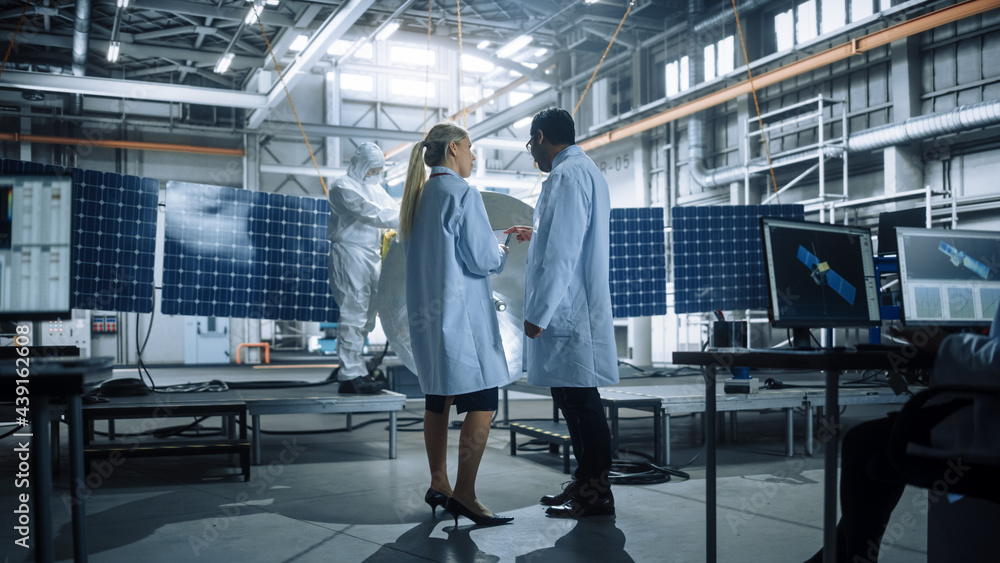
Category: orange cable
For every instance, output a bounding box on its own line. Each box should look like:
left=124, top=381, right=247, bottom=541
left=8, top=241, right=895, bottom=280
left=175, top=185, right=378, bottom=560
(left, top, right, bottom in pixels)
left=571, top=0, right=635, bottom=118
left=1, top=0, right=34, bottom=80
left=252, top=12, right=330, bottom=195
left=731, top=0, right=781, bottom=203
left=531, top=0, right=636, bottom=200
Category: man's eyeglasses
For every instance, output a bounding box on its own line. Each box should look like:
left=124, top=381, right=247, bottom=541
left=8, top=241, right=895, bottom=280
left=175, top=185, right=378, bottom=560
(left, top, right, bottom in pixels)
left=525, top=133, right=536, bottom=154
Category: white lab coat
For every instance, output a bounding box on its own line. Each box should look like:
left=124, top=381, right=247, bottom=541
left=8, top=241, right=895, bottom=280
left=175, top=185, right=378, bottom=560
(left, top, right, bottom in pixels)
left=928, top=307, right=1000, bottom=462
left=933, top=306, right=1000, bottom=384
left=523, top=145, right=619, bottom=388
left=404, top=167, right=511, bottom=396
left=327, top=142, right=400, bottom=379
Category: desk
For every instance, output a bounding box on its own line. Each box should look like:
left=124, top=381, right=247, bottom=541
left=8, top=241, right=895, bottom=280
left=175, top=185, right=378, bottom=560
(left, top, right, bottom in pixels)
left=672, top=349, right=925, bottom=563
left=0, top=356, right=113, bottom=563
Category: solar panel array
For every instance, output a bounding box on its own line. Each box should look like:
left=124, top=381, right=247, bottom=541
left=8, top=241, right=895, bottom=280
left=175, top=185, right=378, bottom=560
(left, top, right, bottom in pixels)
left=610, top=207, right=667, bottom=318
left=673, top=205, right=805, bottom=314
left=160, top=182, right=338, bottom=322
left=0, top=158, right=158, bottom=313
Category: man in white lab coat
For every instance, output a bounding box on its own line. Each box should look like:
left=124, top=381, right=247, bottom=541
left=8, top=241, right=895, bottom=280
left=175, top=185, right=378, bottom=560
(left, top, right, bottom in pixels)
left=507, top=108, right=619, bottom=518
left=328, top=142, right=399, bottom=394
left=807, top=305, right=1000, bottom=562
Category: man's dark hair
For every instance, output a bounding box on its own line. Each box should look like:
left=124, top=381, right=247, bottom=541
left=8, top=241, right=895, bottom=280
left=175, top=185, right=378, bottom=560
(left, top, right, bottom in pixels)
left=530, top=107, right=575, bottom=146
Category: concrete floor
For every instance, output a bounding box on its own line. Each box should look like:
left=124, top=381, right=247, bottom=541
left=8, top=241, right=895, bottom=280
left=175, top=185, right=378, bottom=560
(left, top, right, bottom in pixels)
left=0, top=363, right=929, bottom=563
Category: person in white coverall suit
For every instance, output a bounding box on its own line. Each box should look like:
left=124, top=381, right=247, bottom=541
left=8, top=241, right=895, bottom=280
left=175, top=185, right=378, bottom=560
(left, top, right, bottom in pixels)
left=328, top=142, right=399, bottom=394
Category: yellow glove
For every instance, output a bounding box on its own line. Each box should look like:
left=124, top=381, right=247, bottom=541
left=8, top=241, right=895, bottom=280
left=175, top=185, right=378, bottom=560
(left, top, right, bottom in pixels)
left=381, top=229, right=397, bottom=261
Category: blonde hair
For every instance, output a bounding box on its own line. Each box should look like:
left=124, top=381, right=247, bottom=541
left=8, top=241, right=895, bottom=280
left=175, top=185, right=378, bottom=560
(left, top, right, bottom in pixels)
left=399, top=122, right=469, bottom=236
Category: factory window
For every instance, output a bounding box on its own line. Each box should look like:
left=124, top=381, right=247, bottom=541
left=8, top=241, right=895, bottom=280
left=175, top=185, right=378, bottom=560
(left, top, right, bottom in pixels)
left=777, top=0, right=889, bottom=50
left=717, top=36, right=735, bottom=76
left=340, top=73, right=374, bottom=93
left=821, top=0, right=846, bottom=34
left=797, top=0, right=818, bottom=43
left=462, top=54, right=495, bottom=73
left=775, top=10, right=794, bottom=51
left=390, top=46, right=435, bottom=67
left=851, top=0, right=874, bottom=22
left=390, top=78, right=435, bottom=98
left=665, top=56, right=689, bottom=96
left=327, top=39, right=373, bottom=59
left=704, top=44, right=716, bottom=81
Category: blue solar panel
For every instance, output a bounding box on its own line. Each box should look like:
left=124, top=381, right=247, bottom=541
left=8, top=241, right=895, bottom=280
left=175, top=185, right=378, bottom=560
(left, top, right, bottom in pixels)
left=672, top=205, right=804, bottom=314
left=609, top=207, right=667, bottom=318
left=160, top=182, right=338, bottom=322
left=0, top=158, right=158, bottom=313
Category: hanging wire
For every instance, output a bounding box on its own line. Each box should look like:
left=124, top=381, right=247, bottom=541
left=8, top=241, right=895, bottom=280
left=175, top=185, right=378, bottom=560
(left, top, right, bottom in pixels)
left=730, top=0, right=781, bottom=203
left=1, top=0, right=34, bottom=80
left=455, top=0, right=467, bottom=128
left=423, top=0, right=434, bottom=136
left=525, top=0, right=636, bottom=201
left=571, top=0, right=636, bottom=118
left=251, top=12, right=330, bottom=196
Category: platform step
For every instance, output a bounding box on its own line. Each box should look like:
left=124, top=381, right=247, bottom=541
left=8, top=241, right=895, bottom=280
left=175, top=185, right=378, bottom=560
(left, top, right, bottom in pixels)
left=509, top=421, right=573, bottom=474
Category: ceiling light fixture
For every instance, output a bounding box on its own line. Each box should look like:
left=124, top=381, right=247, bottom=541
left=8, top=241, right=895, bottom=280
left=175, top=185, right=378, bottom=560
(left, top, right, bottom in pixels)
left=214, top=52, right=235, bottom=74
left=496, top=35, right=532, bottom=59
left=107, top=40, right=121, bottom=63
left=477, top=40, right=490, bottom=50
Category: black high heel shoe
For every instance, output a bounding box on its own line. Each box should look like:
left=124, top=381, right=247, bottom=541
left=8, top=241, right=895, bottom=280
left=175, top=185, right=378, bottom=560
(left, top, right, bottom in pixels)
left=424, top=488, right=448, bottom=516
left=444, top=497, right=513, bottom=527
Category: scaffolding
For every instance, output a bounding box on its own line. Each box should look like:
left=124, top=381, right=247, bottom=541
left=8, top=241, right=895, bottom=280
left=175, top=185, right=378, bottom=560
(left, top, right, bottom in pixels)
left=747, top=94, right=848, bottom=223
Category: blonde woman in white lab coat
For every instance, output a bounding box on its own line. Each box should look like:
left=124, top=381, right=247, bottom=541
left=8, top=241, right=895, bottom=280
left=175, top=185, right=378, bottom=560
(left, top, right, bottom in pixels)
left=400, top=122, right=515, bottom=527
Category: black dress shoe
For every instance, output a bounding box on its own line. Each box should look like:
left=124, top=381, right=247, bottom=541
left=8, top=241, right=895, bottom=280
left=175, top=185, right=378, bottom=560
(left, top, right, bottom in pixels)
left=444, top=497, right=513, bottom=527
left=338, top=374, right=387, bottom=394
left=540, top=480, right=582, bottom=506
left=545, top=491, right=615, bottom=519
left=424, top=488, right=448, bottom=516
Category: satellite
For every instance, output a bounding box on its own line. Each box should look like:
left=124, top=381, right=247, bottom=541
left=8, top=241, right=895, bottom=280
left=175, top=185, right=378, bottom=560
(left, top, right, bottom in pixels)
left=797, top=245, right=857, bottom=305
left=938, top=242, right=990, bottom=280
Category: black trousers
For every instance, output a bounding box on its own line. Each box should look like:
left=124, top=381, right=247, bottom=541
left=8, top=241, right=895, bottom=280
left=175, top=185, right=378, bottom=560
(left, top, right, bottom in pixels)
left=809, top=404, right=967, bottom=563
left=550, top=387, right=613, bottom=491
left=808, top=414, right=919, bottom=563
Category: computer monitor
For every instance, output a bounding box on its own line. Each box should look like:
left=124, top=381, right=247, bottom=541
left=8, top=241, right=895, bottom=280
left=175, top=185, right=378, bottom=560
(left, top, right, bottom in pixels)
left=877, top=208, right=925, bottom=255
left=761, top=218, right=881, bottom=337
left=0, top=174, right=74, bottom=322
left=896, top=227, right=1000, bottom=327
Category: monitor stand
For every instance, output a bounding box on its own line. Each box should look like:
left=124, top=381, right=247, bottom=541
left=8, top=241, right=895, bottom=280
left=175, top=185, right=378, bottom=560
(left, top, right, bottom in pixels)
left=791, top=327, right=813, bottom=349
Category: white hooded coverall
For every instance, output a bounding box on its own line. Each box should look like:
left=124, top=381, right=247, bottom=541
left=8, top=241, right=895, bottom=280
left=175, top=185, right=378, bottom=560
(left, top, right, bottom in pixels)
left=327, top=143, right=400, bottom=380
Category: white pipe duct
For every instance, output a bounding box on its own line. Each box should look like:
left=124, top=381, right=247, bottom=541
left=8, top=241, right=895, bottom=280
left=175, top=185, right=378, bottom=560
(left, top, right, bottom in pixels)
left=689, top=99, right=1000, bottom=190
